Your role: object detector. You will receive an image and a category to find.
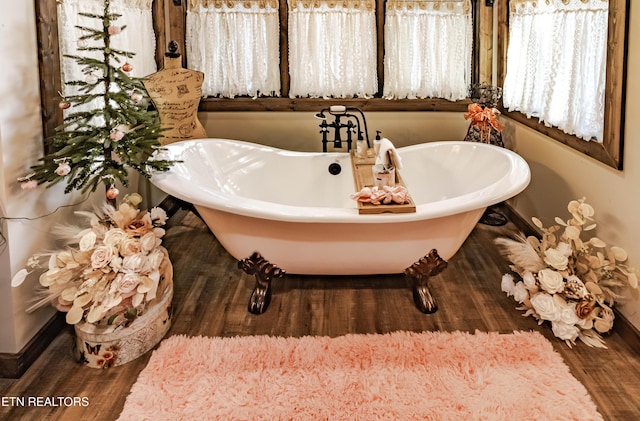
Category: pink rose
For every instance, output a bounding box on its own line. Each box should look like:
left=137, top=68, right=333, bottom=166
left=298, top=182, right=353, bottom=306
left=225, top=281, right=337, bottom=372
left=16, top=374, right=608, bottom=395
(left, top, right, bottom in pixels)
left=21, top=180, right=38, bottom=190
left=115, top=273, right=139, bottom=294
left=91, top=246, right=114, bottom=269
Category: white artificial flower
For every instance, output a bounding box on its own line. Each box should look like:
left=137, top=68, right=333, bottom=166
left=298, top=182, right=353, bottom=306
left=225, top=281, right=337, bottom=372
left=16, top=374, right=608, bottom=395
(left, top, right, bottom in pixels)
left=120, top=238, right=142, bottom=257
left=122, top=253, right=149, bottom=274
left=544, top=248, right=569, bottom=271
left=109, top=255, right=123, bottom=272
left=103, top=228, right=128, bottom=247
left=501, top=274, right=516, bottom=296
left=140, top=232, right=159, bottom=252
left=512, top=281, right=529, bottom=303
left=558, top=300, right=580, bottom=326
left=150, top=207, right=168, bottom=226
left=522, top=271, right=537, bottom=289
left=147, top=249, right=165, bottom=271
left=551, top=321, right=580, bottom=342
left=78, top=231, right=97, bottom=252
left=556, top=242, right=573, bottom=257
left=538, top=269, right=565, bottom=294
left=112, top=203, right=139, bottom=228
left=530, top=293, right=562, bottom=322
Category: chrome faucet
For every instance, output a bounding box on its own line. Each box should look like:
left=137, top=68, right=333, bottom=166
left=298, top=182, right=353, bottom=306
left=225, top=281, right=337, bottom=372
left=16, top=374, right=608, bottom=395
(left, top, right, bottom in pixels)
left=314, top=105, right=370, bottom=153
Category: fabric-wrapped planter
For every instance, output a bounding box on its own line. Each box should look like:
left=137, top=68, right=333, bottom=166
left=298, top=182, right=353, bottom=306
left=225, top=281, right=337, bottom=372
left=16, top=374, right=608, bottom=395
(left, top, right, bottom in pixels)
left=74, top=268, right=173, bottom=369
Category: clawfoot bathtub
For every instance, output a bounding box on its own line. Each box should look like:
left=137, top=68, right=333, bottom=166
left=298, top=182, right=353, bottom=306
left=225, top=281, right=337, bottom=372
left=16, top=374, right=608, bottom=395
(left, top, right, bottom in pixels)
left=151, top=138, right=530, bottom=314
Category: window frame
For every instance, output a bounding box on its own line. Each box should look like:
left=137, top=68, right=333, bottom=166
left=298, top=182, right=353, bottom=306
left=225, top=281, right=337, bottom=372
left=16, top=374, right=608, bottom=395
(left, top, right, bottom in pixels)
left=496, top=0, right=629, bottom=170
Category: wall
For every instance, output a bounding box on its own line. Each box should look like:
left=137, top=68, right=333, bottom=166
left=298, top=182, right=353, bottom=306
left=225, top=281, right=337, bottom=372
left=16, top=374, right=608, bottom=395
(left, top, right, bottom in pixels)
left=0, top=1, right=139, bottom=355
left=199, top=111, right=469, bottom=151
left=0, top=0, right=60, bottom=354
left=505, top=4, right=640, bottom=328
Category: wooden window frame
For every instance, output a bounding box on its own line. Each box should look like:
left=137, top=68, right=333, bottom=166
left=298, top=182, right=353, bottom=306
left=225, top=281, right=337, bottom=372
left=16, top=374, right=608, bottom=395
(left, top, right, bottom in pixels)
left=36, top=0, right=494, bottom=146
left=496, top=0, right=630, bottom=170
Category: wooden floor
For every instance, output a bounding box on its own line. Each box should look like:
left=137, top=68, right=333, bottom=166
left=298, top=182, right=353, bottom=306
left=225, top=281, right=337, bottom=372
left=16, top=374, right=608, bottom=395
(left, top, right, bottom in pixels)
left=2, top=208, right=640, bottom=420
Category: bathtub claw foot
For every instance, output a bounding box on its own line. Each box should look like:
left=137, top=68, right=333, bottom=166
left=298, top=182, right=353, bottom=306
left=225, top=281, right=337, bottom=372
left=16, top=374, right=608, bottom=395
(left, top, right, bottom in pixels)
left=238, top=252, right=285, bottom=315
left=405, top=249, right=448, bottom=314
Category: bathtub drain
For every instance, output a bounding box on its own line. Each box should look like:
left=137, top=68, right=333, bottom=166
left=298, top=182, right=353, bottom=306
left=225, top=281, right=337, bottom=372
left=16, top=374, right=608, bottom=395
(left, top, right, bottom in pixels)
left=328, top=162, right=342, bottom=175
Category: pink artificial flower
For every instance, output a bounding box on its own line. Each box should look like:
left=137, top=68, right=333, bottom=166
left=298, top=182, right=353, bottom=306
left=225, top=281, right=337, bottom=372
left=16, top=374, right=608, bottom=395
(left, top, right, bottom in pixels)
left=55, top=163, right=71, bottom=176
left=110, top=130, right=124, bottom=141
left=20, top=180, right=38, bottom=190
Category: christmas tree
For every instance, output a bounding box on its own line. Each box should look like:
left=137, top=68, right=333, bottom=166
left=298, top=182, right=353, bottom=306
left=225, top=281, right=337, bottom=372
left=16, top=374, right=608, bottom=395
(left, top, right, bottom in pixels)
left=21, top=0, right=173, bottom=201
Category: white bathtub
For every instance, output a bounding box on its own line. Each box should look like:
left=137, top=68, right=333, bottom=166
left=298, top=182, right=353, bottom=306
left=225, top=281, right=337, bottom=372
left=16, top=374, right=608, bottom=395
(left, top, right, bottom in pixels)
left=151, top=138, right=530, bottom=276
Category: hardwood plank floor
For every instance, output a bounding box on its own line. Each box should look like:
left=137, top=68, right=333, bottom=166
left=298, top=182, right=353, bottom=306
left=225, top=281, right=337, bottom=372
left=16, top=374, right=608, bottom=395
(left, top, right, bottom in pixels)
left=1, top=209, right=640, bottom=420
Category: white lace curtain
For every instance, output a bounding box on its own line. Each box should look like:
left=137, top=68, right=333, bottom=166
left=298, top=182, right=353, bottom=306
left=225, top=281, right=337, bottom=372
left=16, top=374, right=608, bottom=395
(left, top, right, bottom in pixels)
left=288, top=0, right=377, bottom=98
left=186, top=0, right=281, bottom=98
left=503, top=0, right=608, bottom=142
left=383, top=0, right=473, bottom=101
left=57, top=0, right=157, bottom=115
left=58, top=0, right=157, bottom=86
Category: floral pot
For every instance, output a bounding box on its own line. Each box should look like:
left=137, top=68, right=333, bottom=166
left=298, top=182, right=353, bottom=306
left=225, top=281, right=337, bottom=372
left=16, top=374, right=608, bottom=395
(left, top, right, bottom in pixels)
left=74, top=283, right=173, bottom=369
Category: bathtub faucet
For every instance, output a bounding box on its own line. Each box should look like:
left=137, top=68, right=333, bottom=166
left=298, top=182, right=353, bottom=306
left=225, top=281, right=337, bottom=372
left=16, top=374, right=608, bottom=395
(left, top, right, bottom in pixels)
left=314, top=105, right=370, bottom=153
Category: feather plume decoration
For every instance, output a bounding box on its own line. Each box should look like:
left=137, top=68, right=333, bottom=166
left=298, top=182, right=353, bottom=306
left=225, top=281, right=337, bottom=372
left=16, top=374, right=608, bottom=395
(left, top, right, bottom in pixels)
left=25, top=288, right=63, bottom=314
left=494, top=233, right=546, bottom=273
left=51, top=224, right=86, bottom=244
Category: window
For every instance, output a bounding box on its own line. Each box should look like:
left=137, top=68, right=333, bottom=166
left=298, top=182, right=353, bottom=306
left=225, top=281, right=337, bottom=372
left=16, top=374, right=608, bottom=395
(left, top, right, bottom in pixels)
left=503, top=0, right=608, bottom=142
left=383, top=0, right=473, bottom=101
left=154, top=0, right=484, bottom=111
left=497, top=0, right=629, bottom=169
left=186, top=0, right=281, bottom=98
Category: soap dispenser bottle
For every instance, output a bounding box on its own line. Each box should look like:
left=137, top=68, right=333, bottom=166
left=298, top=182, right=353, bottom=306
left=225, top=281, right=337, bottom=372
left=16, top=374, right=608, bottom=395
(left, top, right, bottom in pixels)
left=356, top=136, right=367, bottom=158
left=374, top=131, right=382, bottom=156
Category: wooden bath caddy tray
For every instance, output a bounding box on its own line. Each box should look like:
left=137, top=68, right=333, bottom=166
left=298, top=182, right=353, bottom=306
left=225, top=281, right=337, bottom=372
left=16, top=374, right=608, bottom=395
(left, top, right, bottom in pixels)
left=350, top=150, right=416, bottom=214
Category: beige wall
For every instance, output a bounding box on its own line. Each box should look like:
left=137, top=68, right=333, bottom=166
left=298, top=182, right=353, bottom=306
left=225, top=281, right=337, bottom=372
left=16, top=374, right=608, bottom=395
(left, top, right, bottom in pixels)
left=506, top=4, right=640, bottom=327
left=199, top=111, right=469, bottom=151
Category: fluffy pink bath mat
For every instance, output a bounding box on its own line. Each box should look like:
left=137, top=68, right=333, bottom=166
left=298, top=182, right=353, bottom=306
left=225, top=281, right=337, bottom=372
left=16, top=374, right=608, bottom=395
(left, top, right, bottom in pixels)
left=118, top=330, right=602, bottom=420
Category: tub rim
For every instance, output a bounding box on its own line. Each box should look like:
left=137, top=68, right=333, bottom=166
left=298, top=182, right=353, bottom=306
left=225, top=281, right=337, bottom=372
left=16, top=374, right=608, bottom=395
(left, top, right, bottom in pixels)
left=151, top=138, right=531, bottom=224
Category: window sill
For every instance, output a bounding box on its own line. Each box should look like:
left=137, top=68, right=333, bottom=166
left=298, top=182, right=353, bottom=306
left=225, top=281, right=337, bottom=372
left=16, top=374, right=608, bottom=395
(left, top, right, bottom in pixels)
left=198, top=97, right=472, bottom=113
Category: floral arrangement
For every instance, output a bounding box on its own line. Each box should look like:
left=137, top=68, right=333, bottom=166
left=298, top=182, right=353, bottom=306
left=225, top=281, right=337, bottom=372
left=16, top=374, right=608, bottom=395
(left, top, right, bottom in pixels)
left=351, top=185, right=411, bottom=205
left=12, top=194, right=172, bottom=329
left=495, top=198, right=638, bottom=348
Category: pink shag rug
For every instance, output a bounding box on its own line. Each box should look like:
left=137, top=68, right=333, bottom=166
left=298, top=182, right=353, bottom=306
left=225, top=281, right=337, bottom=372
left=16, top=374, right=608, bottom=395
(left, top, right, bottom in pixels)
left=118, top=330, right=602, bottom=420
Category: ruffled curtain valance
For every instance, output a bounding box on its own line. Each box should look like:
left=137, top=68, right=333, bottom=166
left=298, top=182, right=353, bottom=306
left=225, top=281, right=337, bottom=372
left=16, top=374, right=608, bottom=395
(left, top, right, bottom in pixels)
left=383, top=0, right=473, bottom=101
left=58, top=0, right=154, bottom=7
left=509, top=0, right=608, bottom=13
left=186, top=0, right=281, bottom=98
left=289, top=0, right=374, bottom=10
left=386, top=0, right=471, bottom=12
left=503, top=0, right=608, bottom=141
left=288, top=0, right=377, bottom=98
left=188, top=0, right=277, bottom=9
